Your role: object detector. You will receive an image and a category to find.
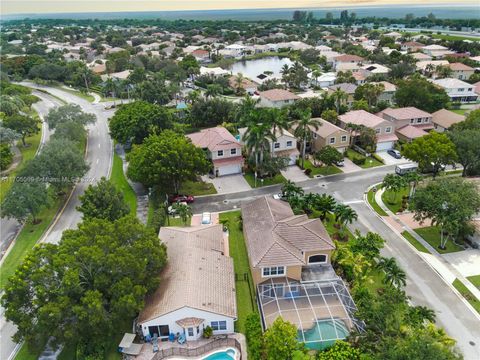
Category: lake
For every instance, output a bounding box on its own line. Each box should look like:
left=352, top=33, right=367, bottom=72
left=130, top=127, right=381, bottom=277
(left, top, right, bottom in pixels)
left=229, top=57, right=294, bottom=83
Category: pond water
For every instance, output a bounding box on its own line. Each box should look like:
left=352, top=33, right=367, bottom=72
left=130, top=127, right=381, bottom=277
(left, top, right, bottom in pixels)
left=229, top=57, right=294, bottom=83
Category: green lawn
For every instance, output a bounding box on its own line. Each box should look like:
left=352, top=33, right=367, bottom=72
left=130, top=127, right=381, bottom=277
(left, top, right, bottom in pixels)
left=467, top=275, right=480, bottom=290
left=166, top=215, right=190, bottom=227
left=57, top=87, right=95, bottom=102
left=450, top=109, right=467, bottom=115
left=364, top=268, right=387, bottom=294
left=310, top=211, right=354, bottom=242
left=345, top=149, right=382, bottom=169
left=219, top=211, right=255, bottom=334
left=414, top=226, right=463, bottom=254
left=452, top=279, right=480, bottom=315
left=432, top=34, right=480, bottom=42
left=381, top=187, right=409, bottom=214
left=303, top=159, right=342, bottom=177
left=14, top=343, right=43, bottom=360
left=244, top=171, right=286, bottom=188
left=0, top=196, right=63, bottom=289
left=367, top=188, right=388, bottom=216
left=110, top=153, right=137, bottom=215
left=1, top=130, right=42, bottom=203
left=179, top=180, right=217, bottom=196
left=401, top=231, right=431, bottom=253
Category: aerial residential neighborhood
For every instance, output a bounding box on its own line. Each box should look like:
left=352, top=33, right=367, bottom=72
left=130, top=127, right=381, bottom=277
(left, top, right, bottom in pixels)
left=0, top=2, right=480, bottom=360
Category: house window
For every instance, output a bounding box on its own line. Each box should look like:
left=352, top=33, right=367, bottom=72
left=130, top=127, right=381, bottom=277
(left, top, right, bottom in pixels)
left=423, top=118, right=429, bottom=123
left=468, top=88, right=472, bottom=92
left=188, top=328, right=194, bottom=337
left=286, top=140, right=293, bottom=147
left=329, top=137, right=335, bottom=144
left=341, top=135, right=347, bottom=142
left=458, top=88, right=464, bottom=92
left=217, top=150, right=223, bottom=157
left=410, top=119, right=415, bottom=124
left=230, top=148, right=237, bottom=155
left=274, top=142, right=280, bottom=149
left=211, top=321, right=227, bottom=331
left=312, top=132, right=317, bottom=139
left=308, top=254, right=328, bottom=264
left=375, top=128, right=381, bottom=134
left=416, top=118, right=422, bottom=123
left=385, top=127, right=392, bottom=133
left=262, top=266, right=286, bottom=277
left=197, top=326, right=200, bottom=334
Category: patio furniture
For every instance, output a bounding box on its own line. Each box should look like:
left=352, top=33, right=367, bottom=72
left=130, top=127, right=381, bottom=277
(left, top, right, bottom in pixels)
left=169, top=333, right=175, bottom=342
left=178, top=333, right=186, bottom=344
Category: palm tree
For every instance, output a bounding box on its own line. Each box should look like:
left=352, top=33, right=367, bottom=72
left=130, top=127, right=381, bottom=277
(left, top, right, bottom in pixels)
left=281, top=180, right=304, bottom=200
left=264, top=108, right=290, bottom=157
left=377, top=257, right=407, bottom=288
left=173, top=203, right=192, bottom=225
left=312, top=69, right=322, bottom=85
left=293, top=110, right=321, bottom=169
left=234, top=73, right=244, bottom=95
left=314, top=193, right=337, bottom=220
left=205, top=84, right=221, bottom=98
left=236, top=95, right=260, bottom=126
left=381, top=174, right=407, bottom=203
left=331, top=88, right=348, bottom=113
left=243, top=122, right=275, bottom=174
left=302, top=193, right=319, bottom=214
left=403, top=171, right=422, bottom=198
left=334, top=204, right=358, bottom=237
left=186, top=90, right=201, bottom=104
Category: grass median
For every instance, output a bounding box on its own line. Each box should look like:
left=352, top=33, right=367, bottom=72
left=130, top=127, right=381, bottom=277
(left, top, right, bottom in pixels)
left=367, top=188, right=388, bottom=216
left=110, top=153, right=137, bottom=215
left=452, top=279, right=480, bottom=315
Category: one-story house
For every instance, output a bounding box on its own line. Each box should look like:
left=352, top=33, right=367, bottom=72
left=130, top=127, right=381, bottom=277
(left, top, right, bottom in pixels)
left=431, top=109, right=465, bottom=132
left=137, top=225, right=236, bottom=341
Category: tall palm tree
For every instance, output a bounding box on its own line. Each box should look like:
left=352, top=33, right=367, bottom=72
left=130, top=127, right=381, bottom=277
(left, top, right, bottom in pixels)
left=173, top=203, right=192, bottom=225
left=234, top=73, right=244, bottom=95
left=243, top=122, right=275, bottom=174
left=377, top=257, right=407, bottom=288
left=236, top=95, right=260, bottom=126
left=205, top=84, right=221, bottom=98
left=331, top=88, right=348, bottom=113
left=264, top=108, right=290, bottom=157
left=314, top=193, right=337, bottom=220
left=281, top=180, right=304, bottom=200
left=293, top=110, right=320, bottom=169
left=404, top=171, right=422, bottom=198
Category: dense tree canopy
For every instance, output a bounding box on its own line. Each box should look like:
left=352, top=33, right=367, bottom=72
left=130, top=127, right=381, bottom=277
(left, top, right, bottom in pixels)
left=45, top=104, right=96, bottom=130
left=109, top=101, right=173, bottom=144
left=127, top=130, right=210, bottom=193
left=2, top=114, right=40, bottom=146
left=1, top=216, right=167, bottom=356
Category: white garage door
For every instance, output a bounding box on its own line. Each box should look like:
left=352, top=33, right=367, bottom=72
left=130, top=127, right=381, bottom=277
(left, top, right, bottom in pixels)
left=218, top=164, right=241, bottom=176
left=376, top=141, right=394, bottom=151
left=288, top=154, right=297, bottom=166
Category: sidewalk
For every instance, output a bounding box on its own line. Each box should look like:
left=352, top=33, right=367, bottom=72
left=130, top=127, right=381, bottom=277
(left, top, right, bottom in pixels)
left=374, top=188, right=480, bottom=301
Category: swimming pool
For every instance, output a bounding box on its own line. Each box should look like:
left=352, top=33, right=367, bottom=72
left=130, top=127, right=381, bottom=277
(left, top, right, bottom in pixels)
left=298, top=319, right=350, bottom=350
left=202, top=348, right=237, bottom=360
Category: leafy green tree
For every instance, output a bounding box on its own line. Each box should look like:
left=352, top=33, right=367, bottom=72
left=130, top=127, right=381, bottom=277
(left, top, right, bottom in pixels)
left=133, top=73, right=174, bottom=105
left=394, top=74, right=450, bottom=112
left=448, top=128, right=480, bottom=177
left=264, top=317, right=303, bottom=360
left=45, top=104, right=96, bottom=130
left=243, top=122, right=275, bottom=173
left=315, top=145, right=343, bottom=167
left=293, top=110, right=320, bottom=169
left=51, top=120, right=86, bottom=144
left=245, top=313, right=264, bottom=360
left=172, top=202, right=192, bottom=225
left=0, top=95, right=25, bottom=116
left=317, top=340, right=362, bottom=359
left=179, top=54, right=200, bottom=77
left=0, top=144, right=14, bottom=170
left=350, top=231, right=385, bottom=261
left=1, top=216, right=167, bottom=357
left=354, top=83, right=385, bottom=108
left=77, top=177, right=130, bottom=221
left=381, top=174, right=407, bottom=203
left=1, top=181, right=49, bottom=223
left=281, top=180, right=304, bottom=200
left=409, top=177, right=480, bottom=249
left=321, top=109, right=338, bottom=124
left=35, top=138, right=89, bottom=192
left=127, top=130, right=210, bottom=194
left=189, top=98, right=236, bottom=128
left=0, top=126, right=20, bottom=145
left=109, top=101, right=173, bottom=144
left=402, top=132, right=457, bottom=178
left=2, top=114, right=39, bottom=146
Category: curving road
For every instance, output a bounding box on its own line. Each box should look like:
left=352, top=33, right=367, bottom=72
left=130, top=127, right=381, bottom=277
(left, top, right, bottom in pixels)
left=191, top=166, right=480, bottom=359
left=1, top=84, right=115, bottom=360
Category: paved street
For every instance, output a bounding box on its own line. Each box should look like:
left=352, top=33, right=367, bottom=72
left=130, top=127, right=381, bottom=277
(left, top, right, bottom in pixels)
left=191, top=165, right=480, bottom=359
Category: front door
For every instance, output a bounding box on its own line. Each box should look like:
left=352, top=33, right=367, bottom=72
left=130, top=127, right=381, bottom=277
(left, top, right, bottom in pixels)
left=159, top=325, right=170, bottom=338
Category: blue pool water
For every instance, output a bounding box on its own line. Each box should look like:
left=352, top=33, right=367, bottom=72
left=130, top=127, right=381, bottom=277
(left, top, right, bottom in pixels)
left=202, top=348, right=236, bottom=360
left=298, top=319, right=350, bottom=350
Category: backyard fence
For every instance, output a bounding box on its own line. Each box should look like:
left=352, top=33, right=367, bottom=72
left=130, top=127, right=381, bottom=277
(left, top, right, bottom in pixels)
left=236, top=272, right=256, bottom=310
left=152, top=337, right=242, bottom=359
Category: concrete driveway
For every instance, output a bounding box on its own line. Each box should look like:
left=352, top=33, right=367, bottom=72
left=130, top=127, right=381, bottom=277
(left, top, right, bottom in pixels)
left=281, top=166, right=309, bottom=182
left=375, top=150, right=409, bottom=165
left=340, top=157, right=362, bottom=173
left=442, top=249, right=480, bottom=278
left=202, top=174, right=251, bottom=194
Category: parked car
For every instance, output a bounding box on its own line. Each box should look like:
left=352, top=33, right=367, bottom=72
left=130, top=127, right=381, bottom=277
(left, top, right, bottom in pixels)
left=387, top=149, right=402, bottom=159
left=335, top=159, right=345, bottom=167
left=201, top=212, right=211, bottom=224
left=169, top=194, right=195, bottom=204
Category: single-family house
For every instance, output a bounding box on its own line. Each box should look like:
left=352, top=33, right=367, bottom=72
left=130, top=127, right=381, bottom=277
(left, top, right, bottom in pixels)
left=327, top=83, right=358, bottom=108
left=432, top=78, right=479, bottom=103
left=308, top=119, right=350, bottom=154
left=422, top=44, right=454, bottom=59
left=311, top=72, right=336, bottom=88
left=361, top=63, right=390, bottom=76
left=416, top=60, right=449, bottom=73
left=371, top=81, right=397, bottom=104
left=187, top=127, right=244, bottom=177
left=447, top=63, right=475, bottom=80
left=228, top=76, right=257, bottom=95
left=225, top=44, right=246, bottom=58
left=238, top=127, right=299, bottom=165
left=338, top=110, right=398, bottom=151
left=378, top=107, right=433, bottom=142
left=473, top=81, right=480, bottom=96
left=431, top=109, right=465, bottom=132
left=401, top=41, right=425, bottom=53
left=242, top=197, right=362, bottom=349
left=411, top=52, right=432, bottom=62
left=258, top=89, right=300, bottom=108
left=191, top=49, right=210, bottom=62
left=137, top=225, right=236, bottom=341
left=333, top=54, right=364, bottom=70
left=199, top=66, right=229, bottom=77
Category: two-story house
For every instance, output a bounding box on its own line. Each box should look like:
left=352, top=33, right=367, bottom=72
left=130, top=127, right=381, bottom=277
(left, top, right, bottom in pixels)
left=378, top=107, right=433, bottom=142
left=447, top=63, right=475, bottom=80
left=238, top=127, right=299, bottom=165
left=422, top=44, right=454, bottom=59
left=187, top=127, right=244, bottom=177
left=338, top=110, right=398, bottom=151
left=432, top=78, right=479, bottom=103
left=327, top=83, right=358, bottom=108
left=242, top=196, right=335, bottom=286
left=308, top=118, right=350, bottom=154
left=401, top=41, right=425, bottom=53
left=333, top=54, right=364, bottom=70
left=371, top=81, right=397, bottom=104
left=258, top=89, right=300, bottom=108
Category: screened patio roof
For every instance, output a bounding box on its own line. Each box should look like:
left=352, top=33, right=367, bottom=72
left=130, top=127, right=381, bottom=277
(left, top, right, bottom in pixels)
left=257, top=277, right=364, bottom=350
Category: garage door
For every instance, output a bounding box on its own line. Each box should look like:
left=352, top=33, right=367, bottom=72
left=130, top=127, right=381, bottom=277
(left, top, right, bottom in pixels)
left=376, top=141, right=394, bottom=151
left=288, top=154, right=297, bottom=166
left=218, top=164, right=241, bottom=176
